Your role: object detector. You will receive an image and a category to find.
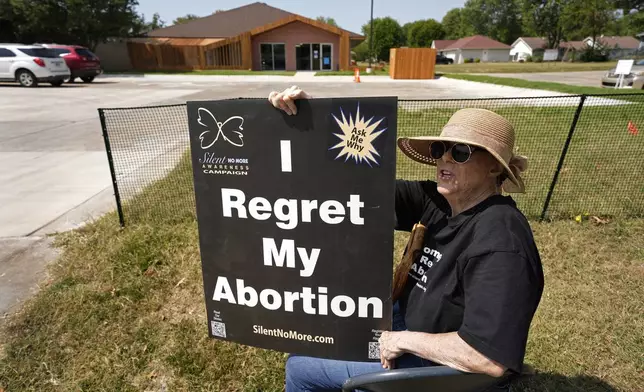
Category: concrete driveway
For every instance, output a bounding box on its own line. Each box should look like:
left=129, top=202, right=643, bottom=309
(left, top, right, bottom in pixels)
left=0, top=74, right=575, bottom=317
left=482, top=70, right=609, bottom=88
left=0, top=81, right=201, bottom=316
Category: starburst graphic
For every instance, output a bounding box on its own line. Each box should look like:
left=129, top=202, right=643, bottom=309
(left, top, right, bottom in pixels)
left=329, top=104, right=387, bottom=166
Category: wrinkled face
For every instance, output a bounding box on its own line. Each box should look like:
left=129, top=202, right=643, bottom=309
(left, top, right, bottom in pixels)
left=434, top=143, right=501, bottom=198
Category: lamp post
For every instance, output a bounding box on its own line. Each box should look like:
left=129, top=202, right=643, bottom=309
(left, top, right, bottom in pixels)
left=368, top=0, right=374, bottom=73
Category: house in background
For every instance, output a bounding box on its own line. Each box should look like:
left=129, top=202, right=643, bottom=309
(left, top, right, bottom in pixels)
left=439, top=35, right=511, bottom=64
left=511, top=36, right=640, bottom=62
left=559, top=41, right=586, bottom=61
left=583, top=36, right=640, bottom=59
left=102, top=2, right=363, bottom=72
left=510, top=37, right=547, bottom=62
left=431, top=39, right=457, bottom=54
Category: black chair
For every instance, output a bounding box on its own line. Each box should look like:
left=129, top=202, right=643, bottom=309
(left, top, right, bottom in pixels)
left=341, top=365, right=511, bottom=392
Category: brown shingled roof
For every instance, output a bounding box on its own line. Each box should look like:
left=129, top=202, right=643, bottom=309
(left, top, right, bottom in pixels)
left=518, top=37, right=546, bottom=49
left=433, top=39, right=457, bottom=50
left=594, top=36, right=640, bottom=49
left=445, top=35, right=510, bottom=50
left=560, top=41, right=586, bottom=50
left=146, top=2, right=363, bottom=39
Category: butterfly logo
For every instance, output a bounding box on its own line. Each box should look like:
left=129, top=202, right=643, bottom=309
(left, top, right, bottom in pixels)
left=197, top=108, right=244, bottom=149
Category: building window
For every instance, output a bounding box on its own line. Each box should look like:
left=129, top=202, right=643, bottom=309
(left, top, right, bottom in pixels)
left=260, top=43, right=286, bottom=71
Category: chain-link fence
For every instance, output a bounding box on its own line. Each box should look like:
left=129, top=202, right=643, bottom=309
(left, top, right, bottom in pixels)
left=99, top=94, right=644, bottom=226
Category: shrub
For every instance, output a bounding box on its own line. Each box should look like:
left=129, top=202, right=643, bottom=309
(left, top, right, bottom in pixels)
left=579, top=46, right=609, bottom=62
left=464, top=58, right=474, bottom=63
left=525, top=55, right=533, bottom=62
left=352, top=41, right=370, bottom=62
left=474, top=58, right=481, bottom=63
left=534, top=57, right=543, bottom=63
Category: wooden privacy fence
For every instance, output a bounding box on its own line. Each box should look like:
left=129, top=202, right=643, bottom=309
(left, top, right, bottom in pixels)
left=127, top=35, right=253, bottom=71
left=389, top=48, right=436, bottom=79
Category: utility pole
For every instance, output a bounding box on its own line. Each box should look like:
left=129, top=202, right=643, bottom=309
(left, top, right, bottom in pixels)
left=369, top=0, right=374, bottom=70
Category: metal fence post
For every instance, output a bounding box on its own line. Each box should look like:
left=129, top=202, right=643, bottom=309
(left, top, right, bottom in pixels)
left=540, top=94, right=587, bottom=221
left=99, top=109, right=126, bottom=228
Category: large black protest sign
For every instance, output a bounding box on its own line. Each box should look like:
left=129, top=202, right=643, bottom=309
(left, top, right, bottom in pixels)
left=187, top=97, right=397, bottom=361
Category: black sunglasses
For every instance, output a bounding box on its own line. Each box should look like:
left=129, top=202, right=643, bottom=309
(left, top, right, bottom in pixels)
left=429, top=141, right=478, bottom=164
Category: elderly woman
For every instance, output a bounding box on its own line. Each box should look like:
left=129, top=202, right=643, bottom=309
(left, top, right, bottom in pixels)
left=268, top=86, right=544, bottom=392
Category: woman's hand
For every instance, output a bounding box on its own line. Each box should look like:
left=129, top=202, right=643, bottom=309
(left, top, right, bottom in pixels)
left=268, top=85, right=312, bottom=116
left=379, top=331, right=407, bottom=369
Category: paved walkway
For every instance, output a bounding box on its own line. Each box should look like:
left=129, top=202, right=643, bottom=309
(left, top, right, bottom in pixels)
left=293, top=71, right=319, bottom=80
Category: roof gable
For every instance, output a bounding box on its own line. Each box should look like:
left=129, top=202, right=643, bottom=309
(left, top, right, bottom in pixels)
left=146, top=2, right=362, bottom=39
left=432, top=39, right=457, bottom=50
left=513, top=37, right=546, bottom=49
left=445, top=35, right=510, bottom=50
left=250, top=14, right=344, bottom=37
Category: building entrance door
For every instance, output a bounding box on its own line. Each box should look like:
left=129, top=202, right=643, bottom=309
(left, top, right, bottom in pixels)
left=296, top=43, right=333, bottom=71
left=321, top=44, right=332, bottom=70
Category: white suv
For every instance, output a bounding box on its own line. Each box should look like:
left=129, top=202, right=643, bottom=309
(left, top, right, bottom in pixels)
left=0, top=44, right=71, bottom=87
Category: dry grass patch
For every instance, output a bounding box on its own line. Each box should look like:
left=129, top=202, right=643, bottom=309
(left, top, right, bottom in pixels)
left=1, top=213, right=642, bottom=391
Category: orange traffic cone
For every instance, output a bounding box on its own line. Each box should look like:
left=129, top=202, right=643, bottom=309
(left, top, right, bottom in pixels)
left=354, top=68, right=361, bottom=83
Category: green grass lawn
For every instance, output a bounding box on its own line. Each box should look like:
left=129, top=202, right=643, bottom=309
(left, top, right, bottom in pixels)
left=442, top=73, right=644, bottom=95
left=1, top=102, right=643, bottom=391
left=104, top=70, right=297, bottom=76
left=436, top=61, right=618, bottom=74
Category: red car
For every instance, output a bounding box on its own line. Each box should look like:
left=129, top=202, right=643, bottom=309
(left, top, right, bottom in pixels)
left=41, top=44, right=102, bottom=83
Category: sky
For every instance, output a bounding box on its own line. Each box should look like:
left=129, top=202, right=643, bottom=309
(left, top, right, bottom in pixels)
left=136, top=0, right=467, bottom=33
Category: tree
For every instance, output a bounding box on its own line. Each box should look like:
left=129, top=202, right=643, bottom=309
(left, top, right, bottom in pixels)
left=173, top=14, right=199, bottom=25
left=361, top=17, right=404, bottom=61
left=522, top=0, right=568, bottom=48
left=352, top=40, right=370, bottom=61
left=10, top=0, right=143, bottom=50
left=144, top=12, right=166, bottom=31
left=614, top=0, right=644, bottom=13
left=460, top=1, right=489, bottom=37
left=605, top=4, right=644, bottom=36
left=442, top=8, right=469, bottom=39
left=9, top=0, right=70, bottom=44
left=621, top=10, right=644, bottom=35
left=562, top=0, right=614, bottom=48
left=461, top=0, right=523, bottom=44
left=0, top=0, right=22, bottom=42
left=402, top=22, right=413, bottom=44
left=406, top=19, right=445, bottom=47
left=316, top=16, right=338, bottom=27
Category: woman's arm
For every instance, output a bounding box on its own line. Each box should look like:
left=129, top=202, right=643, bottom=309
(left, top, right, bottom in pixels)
left=379, top=330, right=507, bottom=377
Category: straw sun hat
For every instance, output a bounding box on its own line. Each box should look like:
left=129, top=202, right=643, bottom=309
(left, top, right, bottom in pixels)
left=397, top=108, right=528, bottom=193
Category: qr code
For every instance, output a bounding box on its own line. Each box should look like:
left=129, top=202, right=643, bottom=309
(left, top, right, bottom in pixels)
left=368, top=342, right=380, bottom=360
left=211, top=321, right=226, bottom=338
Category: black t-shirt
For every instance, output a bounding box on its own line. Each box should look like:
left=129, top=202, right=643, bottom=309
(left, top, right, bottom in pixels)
left=394, top=180, right=544, bottom=374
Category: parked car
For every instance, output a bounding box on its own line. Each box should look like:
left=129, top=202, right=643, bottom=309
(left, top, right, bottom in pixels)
left=40, top=44, right=102, bottom=83
left=601, top=60, right=644, bottom=88
left=436, top=53, right=454, bottom=65
left=0, top=44, right=70, bottom=87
